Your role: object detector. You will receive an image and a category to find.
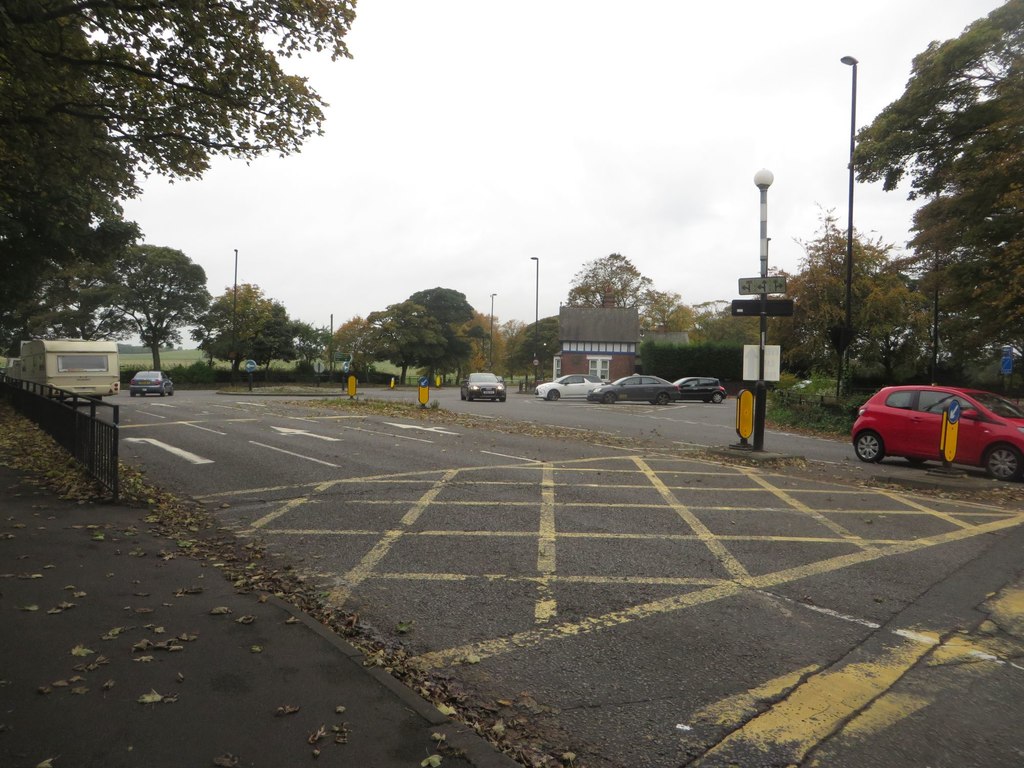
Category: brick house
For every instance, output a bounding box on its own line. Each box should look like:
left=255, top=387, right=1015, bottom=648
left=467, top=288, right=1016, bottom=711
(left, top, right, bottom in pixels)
left=554, top=303, right=641, bottom=382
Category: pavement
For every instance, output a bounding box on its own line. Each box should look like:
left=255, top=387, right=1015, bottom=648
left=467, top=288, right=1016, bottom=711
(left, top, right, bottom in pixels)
left=0, top=464, right=519, bottom=768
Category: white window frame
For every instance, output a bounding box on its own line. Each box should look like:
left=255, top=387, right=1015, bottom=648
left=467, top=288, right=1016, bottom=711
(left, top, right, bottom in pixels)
left=588, top=356, right=611, bottom=381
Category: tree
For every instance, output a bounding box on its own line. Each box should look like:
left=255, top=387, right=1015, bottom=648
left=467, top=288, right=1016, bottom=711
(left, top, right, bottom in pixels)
left=642, top=289, right=694, bottom=332
left=20, top=258, right=132, bottom=343
left=505, top=317, right=560, bottom=379
left=566, top=254, right=655, bottom=310
left=407, top=288, right=476, bottom=376
left=114, top=245, right=211, bottom=370
left=193, top=283, right=276, bottom=374
left=780, top=212, right=928, bottom=379
left=855, top=0, right=1024, bottom=353
left=249, top=302, right=298, bottom=370
left=331, top=317, right=376, bottom=374
left=689, top=301, right=758, bottom=346
left=293, top=322, right=330, bottom=366
left=1, top=0, right=356, bottom=346
left=366, top=302, right=446, bottom=384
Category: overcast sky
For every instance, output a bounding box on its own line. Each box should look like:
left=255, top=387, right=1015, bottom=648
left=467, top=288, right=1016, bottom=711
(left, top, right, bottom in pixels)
left=121, top=0, right=1003, bottom=335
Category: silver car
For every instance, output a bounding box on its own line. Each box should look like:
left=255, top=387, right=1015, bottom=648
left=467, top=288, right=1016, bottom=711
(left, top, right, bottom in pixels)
left=129, top=370, right=174, bottom=397
left=535, top=374, right=604, bottom=401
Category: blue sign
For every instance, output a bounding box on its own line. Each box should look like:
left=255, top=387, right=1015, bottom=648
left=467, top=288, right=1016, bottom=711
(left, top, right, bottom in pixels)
left=947, top=400, right=961, bottom=425
left=342, top=361, right=350, bottom=374
left=244, top=359, right=257, bottom=373
left=1001, top=347, right=1013, bottom=375
left=418, top=376, right=429, bottom=388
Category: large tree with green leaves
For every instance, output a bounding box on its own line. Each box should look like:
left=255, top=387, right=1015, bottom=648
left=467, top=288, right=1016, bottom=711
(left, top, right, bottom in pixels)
left=407, top=288, right=476, bottom=375
left=366, top=301, right=446, bottom=384
left=193, top=283, right=274, bottom=374
left=114, top=245, right=211, bottom=370
left=779, top=213, right=928, bottom=379
left=1, top=0, right=355, bottom=346
left=855, top=0, right=1024, bottom=358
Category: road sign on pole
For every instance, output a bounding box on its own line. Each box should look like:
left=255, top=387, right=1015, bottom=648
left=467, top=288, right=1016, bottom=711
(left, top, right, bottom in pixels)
left=738, top=276, right=787, bottom=295
left=731, top=299, right=794, bottom=317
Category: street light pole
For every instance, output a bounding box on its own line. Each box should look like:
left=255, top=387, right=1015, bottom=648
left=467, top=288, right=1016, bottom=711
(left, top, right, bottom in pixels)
left=231, top=248, right=238, bottom=385
left=489, top=293, right=497, bottom=370
left=753, top=169, right=774, bottom=452
left=530, top=257, right=539, bottom=386
left=838, top=55, right=858, bottom=397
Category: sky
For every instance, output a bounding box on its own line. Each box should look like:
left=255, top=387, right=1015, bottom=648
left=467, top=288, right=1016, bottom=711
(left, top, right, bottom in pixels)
left=121, top=0, right=1004, bottom=335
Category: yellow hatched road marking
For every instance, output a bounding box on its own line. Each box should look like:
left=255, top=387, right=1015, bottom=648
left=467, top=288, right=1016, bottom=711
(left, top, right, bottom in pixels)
left=739, top=468, right=875, bottom=549
left=328, top=469, right=459, bottom=605
left=409, top=511, right=1024, bottom=669
left=876, top=489, right=975, bottom=529
left=632, top=456, right=752, bottom=583
left=692, top=634, right=935, bottom=766
left=535, top=464, right=558, bottom=623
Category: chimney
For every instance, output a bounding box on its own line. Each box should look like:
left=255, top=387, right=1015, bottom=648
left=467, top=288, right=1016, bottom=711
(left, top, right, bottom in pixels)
left=602, top=285, right=616, bottom=308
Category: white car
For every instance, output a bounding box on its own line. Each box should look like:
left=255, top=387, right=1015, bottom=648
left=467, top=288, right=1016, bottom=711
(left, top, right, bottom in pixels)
left=535, top=374, right=605, bottom=401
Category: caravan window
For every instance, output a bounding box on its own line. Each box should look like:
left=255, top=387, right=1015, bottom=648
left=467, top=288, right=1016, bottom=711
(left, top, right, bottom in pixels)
left=57, top=354, right=109, bottom=373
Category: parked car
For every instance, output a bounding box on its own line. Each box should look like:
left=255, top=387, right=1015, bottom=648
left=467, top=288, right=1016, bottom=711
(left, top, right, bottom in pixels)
left=672, top=377, right=727, bottom=403
left=586, top=375, right=679, bottom=405
left=129, top=370, right=174, bottom=397
left=851, top=385, right=1024, bottom=481
left=460, top=372, right=506, bottom=402
left=535, top=374, right=605, bottom=401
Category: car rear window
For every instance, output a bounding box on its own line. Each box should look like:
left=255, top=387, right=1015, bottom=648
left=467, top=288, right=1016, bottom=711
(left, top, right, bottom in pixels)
left=884, top=391, right=915, bottom=410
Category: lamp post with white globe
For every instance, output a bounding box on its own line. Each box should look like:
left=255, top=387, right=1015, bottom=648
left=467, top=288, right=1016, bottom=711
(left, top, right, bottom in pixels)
left=753, top=169, right=774, bottom=452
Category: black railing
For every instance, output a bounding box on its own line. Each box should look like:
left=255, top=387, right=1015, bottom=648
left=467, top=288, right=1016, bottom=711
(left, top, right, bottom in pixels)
left=0, top=375, right=119, bottom=500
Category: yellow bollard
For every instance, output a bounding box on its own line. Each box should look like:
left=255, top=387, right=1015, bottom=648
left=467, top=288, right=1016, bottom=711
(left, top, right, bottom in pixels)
left=390, top=377, right=395, bottom=389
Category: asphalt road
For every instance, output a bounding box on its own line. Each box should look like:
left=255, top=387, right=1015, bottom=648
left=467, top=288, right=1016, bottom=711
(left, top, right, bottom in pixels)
left=115, top=388, right=1024, bottom=767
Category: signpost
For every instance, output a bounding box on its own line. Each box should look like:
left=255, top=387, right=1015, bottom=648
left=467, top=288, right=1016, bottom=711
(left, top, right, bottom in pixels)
left=417, top=375, right=429, bottom=409
left=738, top=276, right=787, bottom=295
left=731, top=299, right=794, bottom=317
left=244, top=359, right=257, bottom=392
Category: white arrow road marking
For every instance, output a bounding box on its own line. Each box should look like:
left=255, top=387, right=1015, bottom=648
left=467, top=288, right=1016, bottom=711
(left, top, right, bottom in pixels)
left=249, top=441, right=340, bottom=467
left=124, top=438, right=214, bottom=464
left=270, top=426, right=341, bottom=441
left=382, top=422, right=459, bottom=435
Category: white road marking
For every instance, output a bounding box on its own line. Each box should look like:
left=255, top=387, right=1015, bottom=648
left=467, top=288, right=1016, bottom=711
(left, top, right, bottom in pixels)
left=235, top=401, right=267, bottom=407
left=383, top=422, right=459, bottom=435
left=124, top=437, right=214, bottom=464
left=181, top=422, right=228, bottom=436
left=270, top=425, right=341, bottom=441
left=249, top=441, right=340, bottom=467
left=481, top=451, right=541, bottom=462
left=136, top=410, right=168, bottom=419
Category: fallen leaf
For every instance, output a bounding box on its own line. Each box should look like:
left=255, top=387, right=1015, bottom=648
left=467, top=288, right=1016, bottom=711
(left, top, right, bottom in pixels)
left=250, top=645, right=263, bottom=653
left=19, top=605, right=39, bottom=612
left=70, top=645, right=94, bottom=657
left=421, top=755, right=442, bottom=767
left=234, top=615, right=256, bottom=625
left=275, top=704, right=300, bottom=716
left=70, top=686, right=88, bottom=695
left=138, top=689, right=164, bottom=704
left=308, top=725, right=327, bottom=744
left=209, top=606, right=231, bottom=615
left=212, top=756, right=239, bottom=767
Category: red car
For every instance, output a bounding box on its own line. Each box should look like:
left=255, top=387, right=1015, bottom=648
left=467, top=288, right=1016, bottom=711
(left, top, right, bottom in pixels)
left=851, top=385, right=1024, bottom=481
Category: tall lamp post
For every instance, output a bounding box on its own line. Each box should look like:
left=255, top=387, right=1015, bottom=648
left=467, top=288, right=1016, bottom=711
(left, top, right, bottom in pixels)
left=753, top=169, right=774, bottom=452
left=489, top=293, right=497, bottom=370
left=231, top=248, right=239, bottom=385
left=838, top=54, right=858, bottom=397
left=530, top=257, right=539, bottom=386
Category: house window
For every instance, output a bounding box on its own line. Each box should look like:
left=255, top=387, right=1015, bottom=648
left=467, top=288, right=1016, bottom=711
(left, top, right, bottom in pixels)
left=553, top=356, right=562, bottom=378
left=588, top=356, right=611, bottom=381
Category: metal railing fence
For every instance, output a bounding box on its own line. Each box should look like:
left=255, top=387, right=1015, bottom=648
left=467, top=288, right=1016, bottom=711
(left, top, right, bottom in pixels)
left=0, top=375, right=119, bottom=500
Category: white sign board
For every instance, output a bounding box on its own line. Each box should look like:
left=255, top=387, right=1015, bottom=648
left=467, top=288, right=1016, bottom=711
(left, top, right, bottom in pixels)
left=742, top=345, right=781, bottom=381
